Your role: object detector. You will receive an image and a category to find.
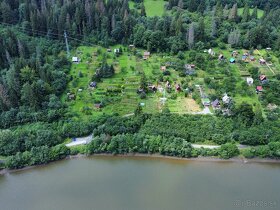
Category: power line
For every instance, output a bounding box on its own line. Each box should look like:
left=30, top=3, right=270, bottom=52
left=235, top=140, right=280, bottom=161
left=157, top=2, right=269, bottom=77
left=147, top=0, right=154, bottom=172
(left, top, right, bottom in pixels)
left=64, top=30, right=70, bottom=58
left=0, top=22, right=96, bottom=47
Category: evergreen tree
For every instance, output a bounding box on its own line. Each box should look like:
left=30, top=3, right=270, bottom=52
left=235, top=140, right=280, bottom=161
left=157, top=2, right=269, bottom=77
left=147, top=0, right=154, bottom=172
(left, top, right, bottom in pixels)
left=242, top=5, right=250, bottom=22
left=251, top=7, right=258, bottom=19
left=188, top=23, right=195, bottom=49
left=228, top=3, right=238, bottom=21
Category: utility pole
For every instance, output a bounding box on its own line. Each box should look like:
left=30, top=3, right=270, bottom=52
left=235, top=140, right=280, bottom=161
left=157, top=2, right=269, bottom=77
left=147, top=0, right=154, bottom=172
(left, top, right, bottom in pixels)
left=64, top=30, right=70, bottom=58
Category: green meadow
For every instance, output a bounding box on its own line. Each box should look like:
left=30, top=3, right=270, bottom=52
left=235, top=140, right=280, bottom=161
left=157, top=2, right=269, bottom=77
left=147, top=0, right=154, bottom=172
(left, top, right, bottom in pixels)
left=65, top=45, right=201, bottom=120
left=144, top=0, right=167, bottom=17
left=237, top=7, right=264, bottom=19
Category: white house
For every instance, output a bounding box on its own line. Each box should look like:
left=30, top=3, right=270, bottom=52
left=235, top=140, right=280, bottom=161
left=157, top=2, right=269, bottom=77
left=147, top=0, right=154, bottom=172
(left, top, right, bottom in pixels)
left=222, top=93, right=231, bottom=104
left=72, top=57, right=80, bottom=63
left=246, top=77, right=254, bottom=85
left=208, top=48, right=215, bottom=56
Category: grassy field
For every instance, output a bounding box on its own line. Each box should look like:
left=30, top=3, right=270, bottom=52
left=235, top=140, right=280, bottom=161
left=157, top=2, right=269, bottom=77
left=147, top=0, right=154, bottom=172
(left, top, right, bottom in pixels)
left=64, top=44, right=279, bottom=120
left=65, top=45, right=201, bottom=119
left=129, top=0, right=166, bottom=17
left=237, top=7, right=264, bottom=19
left=144, top=0, right=166, bottom=17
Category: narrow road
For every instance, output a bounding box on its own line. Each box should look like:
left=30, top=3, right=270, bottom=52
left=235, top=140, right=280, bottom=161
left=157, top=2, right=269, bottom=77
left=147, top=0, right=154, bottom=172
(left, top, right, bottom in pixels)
left=66, top=134, right=93, bottom=147
left=191, top=144, right=251, bottom=149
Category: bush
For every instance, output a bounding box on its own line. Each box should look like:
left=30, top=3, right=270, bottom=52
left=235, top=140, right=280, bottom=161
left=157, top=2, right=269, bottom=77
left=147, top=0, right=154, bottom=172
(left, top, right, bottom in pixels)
left=140, top=92, right=146, bottom=99
left=170, top=93, right=177, bottom=100
left=219, top=143, right=239, bottom=159
left=242, top=148, right=255, bottom=159
left=163, top=71, right=171, bottom=76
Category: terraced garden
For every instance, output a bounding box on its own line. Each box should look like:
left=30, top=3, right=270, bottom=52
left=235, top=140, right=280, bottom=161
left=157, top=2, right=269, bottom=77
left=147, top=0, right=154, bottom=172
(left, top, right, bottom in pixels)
left=64, top=45, right=202, bottom=119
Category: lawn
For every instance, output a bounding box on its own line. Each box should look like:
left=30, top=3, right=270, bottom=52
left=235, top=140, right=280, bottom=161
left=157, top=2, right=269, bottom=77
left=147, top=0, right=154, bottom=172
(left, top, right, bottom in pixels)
left=128, top=0, right=166, bottom=17
left=237, top=7, right=264, bottom=19
left=144, top=0, right=166, bottom=17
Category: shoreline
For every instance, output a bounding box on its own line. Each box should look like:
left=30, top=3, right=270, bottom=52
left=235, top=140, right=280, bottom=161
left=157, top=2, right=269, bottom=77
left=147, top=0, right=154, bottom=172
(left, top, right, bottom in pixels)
left=1, top=153, right=280, bottom=175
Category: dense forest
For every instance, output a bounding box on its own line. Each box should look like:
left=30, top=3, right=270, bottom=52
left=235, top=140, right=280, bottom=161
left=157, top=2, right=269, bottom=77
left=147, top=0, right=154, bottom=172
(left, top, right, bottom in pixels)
left=0, top=0, right=280, bottom=170
left=0, top=0, right=279, bottom=51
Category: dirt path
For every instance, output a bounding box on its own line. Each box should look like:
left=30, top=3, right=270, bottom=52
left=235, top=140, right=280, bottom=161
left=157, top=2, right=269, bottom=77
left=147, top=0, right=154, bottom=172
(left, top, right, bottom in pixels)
left=66, top=134, right=93, bottom=147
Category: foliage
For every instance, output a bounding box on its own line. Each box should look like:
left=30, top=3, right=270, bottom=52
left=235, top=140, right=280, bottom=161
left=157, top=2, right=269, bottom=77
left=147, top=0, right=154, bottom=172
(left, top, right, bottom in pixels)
left=219, top=143, right=240, bottom=159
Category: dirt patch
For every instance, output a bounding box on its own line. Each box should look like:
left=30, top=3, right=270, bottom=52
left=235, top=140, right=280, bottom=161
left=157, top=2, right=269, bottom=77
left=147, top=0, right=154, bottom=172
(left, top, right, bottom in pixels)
left=170, top=97, right=201, bottom=113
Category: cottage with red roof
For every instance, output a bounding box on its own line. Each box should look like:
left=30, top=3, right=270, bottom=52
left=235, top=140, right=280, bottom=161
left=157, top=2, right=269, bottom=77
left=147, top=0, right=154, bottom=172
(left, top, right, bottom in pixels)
left=256, top=86, right=263, bottom=93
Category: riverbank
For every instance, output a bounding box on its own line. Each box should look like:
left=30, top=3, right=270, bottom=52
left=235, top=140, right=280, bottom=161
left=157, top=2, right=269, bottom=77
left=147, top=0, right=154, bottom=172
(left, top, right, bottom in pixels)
left=1, top=153, right=280, bottom=175
left=85, top=153, right=280, bottom=164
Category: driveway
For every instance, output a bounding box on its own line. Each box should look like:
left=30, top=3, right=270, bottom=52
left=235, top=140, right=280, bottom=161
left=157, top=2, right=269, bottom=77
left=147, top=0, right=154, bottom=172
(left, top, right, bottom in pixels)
left=66, top=134, right=93, bottom=147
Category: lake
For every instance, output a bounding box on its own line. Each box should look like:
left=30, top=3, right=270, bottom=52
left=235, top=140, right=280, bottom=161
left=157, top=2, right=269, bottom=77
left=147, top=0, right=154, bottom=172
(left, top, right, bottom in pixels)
left=0, top=156, right=280, bottom=210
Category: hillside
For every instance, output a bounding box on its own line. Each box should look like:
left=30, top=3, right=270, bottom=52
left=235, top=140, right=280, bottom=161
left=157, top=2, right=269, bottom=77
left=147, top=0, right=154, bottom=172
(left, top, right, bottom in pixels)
left=0, top=0, right=280, bottom=169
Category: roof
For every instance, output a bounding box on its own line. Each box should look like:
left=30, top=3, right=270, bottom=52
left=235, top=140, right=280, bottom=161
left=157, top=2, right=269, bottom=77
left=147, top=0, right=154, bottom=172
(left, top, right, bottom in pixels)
left=259, top=75, right=266, bottom=81
left=72, top=57, right=79, bottom=62
left=161, top=66, right=166, bottom=70
left=202, top=98, right=210, bottom=103
left=175, top=84, right=181, bottom=89
left=144, top=51, right=150, bottom=56
left=90, top=81, right=97, bottom=87
left=256, top=86, right=263, bottom=91
left=246, top=77, right=254, bottom=84
left=230, top=58, right=235, bottom=62
left=95, top=103, right=102, bottom=108
left=222, top=94, right=230, bottom=103
left=212, top=99, right=220, bottom=107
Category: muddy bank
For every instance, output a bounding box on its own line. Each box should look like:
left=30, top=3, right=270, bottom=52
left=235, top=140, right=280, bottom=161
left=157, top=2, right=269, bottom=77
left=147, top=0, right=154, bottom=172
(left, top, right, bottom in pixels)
left=1, top=153, right=280, bottom=175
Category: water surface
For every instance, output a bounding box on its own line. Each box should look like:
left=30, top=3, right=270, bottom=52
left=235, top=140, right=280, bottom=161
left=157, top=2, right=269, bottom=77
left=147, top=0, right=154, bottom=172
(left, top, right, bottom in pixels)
left=0, top=156, right=279, bottom=210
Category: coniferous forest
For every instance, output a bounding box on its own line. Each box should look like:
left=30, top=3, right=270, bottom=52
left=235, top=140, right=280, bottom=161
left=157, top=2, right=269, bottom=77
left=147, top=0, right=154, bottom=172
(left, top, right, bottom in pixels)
left=1, top=0, right=280, bottom=169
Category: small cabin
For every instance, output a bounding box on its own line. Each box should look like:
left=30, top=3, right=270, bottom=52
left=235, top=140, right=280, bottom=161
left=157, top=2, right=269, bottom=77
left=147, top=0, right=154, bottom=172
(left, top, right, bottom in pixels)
left=246, top=77, right=254, bottom=85
left=143, top=51, right=150, bottom=60
left=256, top=86, right=263, bottom=93
left=222, top=94, right=231, bottom=104
left=202, top=98, right=211, bottom=106
left=208, top=49, right=215, bottom=56
left=185, top=64, right=196, bottom=75
left=160, top=66, right=166, bottom=71
left=232, top=51, right=239, bottom=57
left=114, top=48, right=120, bottom=54
left=250, top=56, right=255, bottom=61
left=90, top=81, right=97, bottom=88
left=212, top=99, right=220, bottom=109
left=242, top=55, right=247, bottom=61
left=185, top=64, right=195, bottom=70
left=175, top=84, right=181, bottom=92
left=149, top=85, right=157, bottom=92
left=165, top=81, right=171, bottom=89
left=259, top=58, right=266, bottom=65
left=72, top=57, right=80, bottom=63
left=218, top=54, right=224, bottom=60
left=259, top=75, right=268, bottom=84
left=68, top=93, right=76, bottom=100
left=107, top=49, right=112, bottom=52
left=94, top=103, right=102, bottom=109
left=229, top=58, right=236, bottom=63
left=129, top=44, right=135, bottom=49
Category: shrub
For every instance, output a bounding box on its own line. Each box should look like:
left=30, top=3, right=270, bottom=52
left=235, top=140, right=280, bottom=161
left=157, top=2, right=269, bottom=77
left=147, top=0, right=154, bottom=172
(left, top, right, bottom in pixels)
left=219, top=143, right=239, bottom=159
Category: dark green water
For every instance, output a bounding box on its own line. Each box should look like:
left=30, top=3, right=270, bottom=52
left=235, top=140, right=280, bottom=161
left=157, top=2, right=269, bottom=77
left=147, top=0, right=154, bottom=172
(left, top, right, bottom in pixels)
left=0, top=156, right=280, bottom=210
